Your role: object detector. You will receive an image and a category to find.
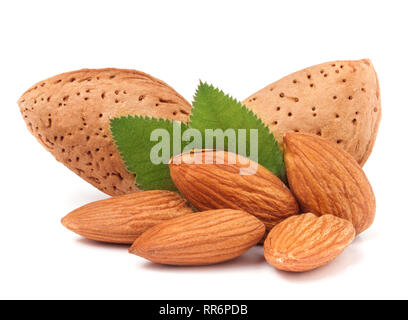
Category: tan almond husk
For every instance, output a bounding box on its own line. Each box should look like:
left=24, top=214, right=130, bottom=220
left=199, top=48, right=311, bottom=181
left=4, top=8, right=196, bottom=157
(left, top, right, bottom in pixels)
left=18, top=69, right=191, bottom=196
left=243, top=59, right=381, bottom=166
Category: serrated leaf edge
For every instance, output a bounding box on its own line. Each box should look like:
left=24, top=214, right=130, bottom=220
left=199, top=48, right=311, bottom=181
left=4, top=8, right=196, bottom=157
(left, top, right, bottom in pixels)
left=191, top=82, right=281, bottom=149
left=190, top=81, right=285, bottom=181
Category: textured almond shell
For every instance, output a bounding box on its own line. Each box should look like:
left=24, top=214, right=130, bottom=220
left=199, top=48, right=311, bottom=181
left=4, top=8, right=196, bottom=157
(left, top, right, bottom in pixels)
left=284, top=132, right=376, bottom=234
left=61, top=190, right=193, bottom=244
left=264, top=213, right=355, bottom=272
left=169, top=149, right=299, bottom=232
left=129, top=209, right=265, bottom=265
left=18, top=69, right=191, bottom=196
left=243, top=59, right=381, bottom=166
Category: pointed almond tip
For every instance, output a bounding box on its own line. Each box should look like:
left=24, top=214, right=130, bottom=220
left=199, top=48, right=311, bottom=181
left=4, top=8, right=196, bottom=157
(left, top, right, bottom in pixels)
left=168, top=153, right=183, bottom=167
left=283, top=132, right=294, bottom=146
left=128, top=242, right=140, bottom=256
left=168, top=156, right=174, bottom=166
left=61, top=214, right=77, bottom=231
left=61, top=215, right=68, bottom=227
left=360, top=58, right=372, bottom=66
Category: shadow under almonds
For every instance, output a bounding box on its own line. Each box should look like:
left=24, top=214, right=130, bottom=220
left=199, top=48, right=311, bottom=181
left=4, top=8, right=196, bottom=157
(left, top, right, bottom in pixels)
left=76, top=237, right=130, bottom=250
left=138, top=246, right=266, bottom=272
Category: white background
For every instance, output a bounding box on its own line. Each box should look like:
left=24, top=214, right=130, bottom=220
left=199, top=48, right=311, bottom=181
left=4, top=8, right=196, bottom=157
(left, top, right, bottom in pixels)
left=1, top=0, right=407, bottom=300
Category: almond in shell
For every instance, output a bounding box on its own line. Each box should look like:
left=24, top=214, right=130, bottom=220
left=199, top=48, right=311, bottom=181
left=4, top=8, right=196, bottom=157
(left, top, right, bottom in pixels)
left=244, top=59, right=381, bottom=165
left=18, top=69, right=191, bottom=196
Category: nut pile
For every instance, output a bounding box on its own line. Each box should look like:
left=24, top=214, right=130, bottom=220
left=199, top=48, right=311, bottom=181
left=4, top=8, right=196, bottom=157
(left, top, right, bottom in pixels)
left=62, top=132, right=376, bottom=272
left=19, top=59, right=380, bottom=273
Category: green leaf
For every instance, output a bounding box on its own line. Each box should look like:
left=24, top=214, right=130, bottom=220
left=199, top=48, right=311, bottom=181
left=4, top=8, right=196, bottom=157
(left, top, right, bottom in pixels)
left=110, top=116, right=188, bottom=191
left=190, top=82, right=286, bottom=182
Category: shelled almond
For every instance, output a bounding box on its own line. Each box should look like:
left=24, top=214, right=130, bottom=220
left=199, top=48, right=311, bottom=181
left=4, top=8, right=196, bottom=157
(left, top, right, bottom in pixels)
left=62, top=190, right=193, bottom=244
left=169, top=149, right=299, bottom=233
left=129, top=209, right=265, bottom=266
left=264, top=213, right=355, bottom=272
left=283, top=132, right=376, bottom=234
